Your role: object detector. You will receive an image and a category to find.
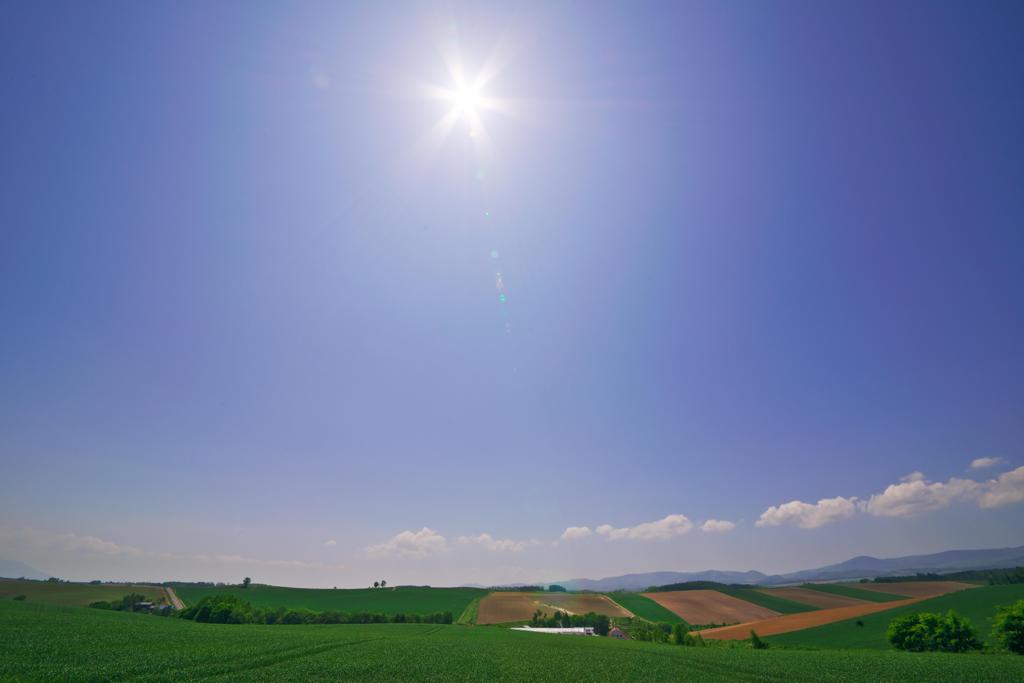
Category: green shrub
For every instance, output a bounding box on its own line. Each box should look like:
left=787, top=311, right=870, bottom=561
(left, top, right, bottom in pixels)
left=886, top=610, right=981, bottom=653
left=683, top=632, right=706, bottom=647
left=993, top=600, right=1024, bottom=655
left=13, top=595, right=26, bottom=601
left=749, top=630, right=768, bottom=649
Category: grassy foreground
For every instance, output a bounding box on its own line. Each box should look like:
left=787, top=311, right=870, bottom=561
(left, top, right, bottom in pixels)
left=0, top=578, right=166, bottom=607
left=3, top=600, right=1024, bottom=681
left=173, top=584, right=485, bottom=615
left=770, top=584, right=1024, bottom=649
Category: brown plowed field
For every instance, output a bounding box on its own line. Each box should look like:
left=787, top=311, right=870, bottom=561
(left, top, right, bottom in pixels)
left=537, top=593, right=633, bottom=617
left=643, top=590, right=778, bottom=625
left=477, top=592, right=632, bottom=625
left=758, top=586, right=866, bottom=609
left=697, top=598, right=920, bottom=639
left=839, top=581, right=977, bottom=599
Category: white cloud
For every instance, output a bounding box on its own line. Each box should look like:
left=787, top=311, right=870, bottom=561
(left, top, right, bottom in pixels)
left=456, top=533, right=528, bottom=552
left=595, top=514, right=693, bottom=541
left=55, top=533, right=145, bottom=557
left=863, top=475, right=984, bottom=517
left=756, top=496, right=859, bottom=529
left=700, top=519, right=736, bottom=533
left=756, top=465, right=1024, bottom=530
left=323, top=539, right=337, bottom=547
left=979, top=466, right=1024, bottom=508
left=367, top=528, right=447, bottom=557
left=560, top=526, right=593, bottom=541
left=0, top=527, right=340, bottom=571
left=0, top=528, right=145, bottom=557
left=970, top=457, right=1005, bottom=470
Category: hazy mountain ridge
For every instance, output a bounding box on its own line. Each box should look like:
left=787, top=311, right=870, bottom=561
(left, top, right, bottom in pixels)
left=553, top=545, right=1024, bottom=591
left=0, top=559, right=50, bottom=581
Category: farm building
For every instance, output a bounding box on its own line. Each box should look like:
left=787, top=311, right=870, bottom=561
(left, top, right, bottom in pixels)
left=511, top=626, right=596, bottom=636
left=608, top=627, right=627, bottom=640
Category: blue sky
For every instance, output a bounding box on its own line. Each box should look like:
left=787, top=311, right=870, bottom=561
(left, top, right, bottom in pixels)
left=1, top=1, right=1023, bottom=587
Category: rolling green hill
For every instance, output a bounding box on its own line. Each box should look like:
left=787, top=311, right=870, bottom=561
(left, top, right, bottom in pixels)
left=2, top=600, right=1023, bottom=681
left=801, top=583, right=906, bottom=603
left=0, top=578, right=166, bottom=607
left=172, top=584, right=485, bottom=616
left=609, top=593, right=687, bottom=624
left=769, top=584, right=1024, bottom=649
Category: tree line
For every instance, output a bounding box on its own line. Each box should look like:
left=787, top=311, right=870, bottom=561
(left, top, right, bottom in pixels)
left=888, top=601, right=1024, bottom=655
left=177, top=594, right=453, bottom=625
left=874, top=567, right=1024, bottom=585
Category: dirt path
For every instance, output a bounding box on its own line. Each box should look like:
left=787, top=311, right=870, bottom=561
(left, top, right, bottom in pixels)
left=164, top=586, right=185, bottom=610
left=696, top=597, right=921, bottom=639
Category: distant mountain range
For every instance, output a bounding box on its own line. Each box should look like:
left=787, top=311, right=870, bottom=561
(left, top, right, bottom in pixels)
left=0, top=559, right=50, bottom=581
left=552, top=545, right=1024, bottom=591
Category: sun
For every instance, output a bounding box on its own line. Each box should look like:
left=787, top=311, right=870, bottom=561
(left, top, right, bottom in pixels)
left=413, top=39, right=519, bottom=159
left=449, top=85, right=483, bottom=119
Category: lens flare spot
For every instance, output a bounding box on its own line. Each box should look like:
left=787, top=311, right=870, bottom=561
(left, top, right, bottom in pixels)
left=490, top=249, right=499, bottom=259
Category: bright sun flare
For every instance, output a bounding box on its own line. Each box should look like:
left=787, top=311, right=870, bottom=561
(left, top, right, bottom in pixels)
left=450, top=86, right=482, bottom=118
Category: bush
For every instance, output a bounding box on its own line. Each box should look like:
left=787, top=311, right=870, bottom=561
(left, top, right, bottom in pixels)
left=683, top=633, right=706, bottom=647
left=12, top=595, right=26, bottom=601
left=180, top=594, right=255, bottom=624
left=992, top=600, right=1024, bottom=655
left=749, top=630, right=768, bottom=649
left=672, top=622, right=688, bottom=645
left=887, top=610, right=981, bottom=653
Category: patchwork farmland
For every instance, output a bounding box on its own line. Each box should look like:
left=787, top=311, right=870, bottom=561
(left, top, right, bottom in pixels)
left=5, top=599, right=1024, bottom=682
left=643, top=589, right=779, bottom=625
left=0, top=578, right=168, bottom=608
left=758, top=586, right=865, bottom=609
left=3, top=575, right=1021, bottom=681
left=837, top=581, right=977, bottom=599
left=172, top=583, right=484, bottom=616
left=476, top=592, right=632, bottom=625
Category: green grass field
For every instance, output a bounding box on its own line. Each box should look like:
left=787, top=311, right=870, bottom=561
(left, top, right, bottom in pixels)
left=769, top=584, right=1024, bottom=649
left=801, top=583, right=906, bottom=603
left=609, top=593, right=687, bottom=624
left=2, top=600, right=1023, bottom=682
left=0, top=578, right=166, bottom=607
left=718, top=587, right=819, bottom=614
left=172, top=584, right=485, bottom=616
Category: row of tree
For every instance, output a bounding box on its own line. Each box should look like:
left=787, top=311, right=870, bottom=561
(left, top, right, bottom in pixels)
left=874, top=567, right=1024, bottom=586
left=529, top=610, right=610, bottom=635
left=177, top=594, right=452, bottom=625
left=887, top=601, right=1024, bottom=654
left=89, top=593, right=173, bottom=617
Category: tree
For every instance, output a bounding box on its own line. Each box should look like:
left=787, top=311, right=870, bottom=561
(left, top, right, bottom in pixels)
left=672, top=622, right=689, bottom=645
left=749, top=629, right=768, bottom=649
left=373, top=581, right=380, bottom=589
left=887, top=611, right=981, bottom=653
left=993, top=600, right=1024, bottom=654
left=381, top=580, right=387, bottom=588
left=242, top=577, right=251, bottom=589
